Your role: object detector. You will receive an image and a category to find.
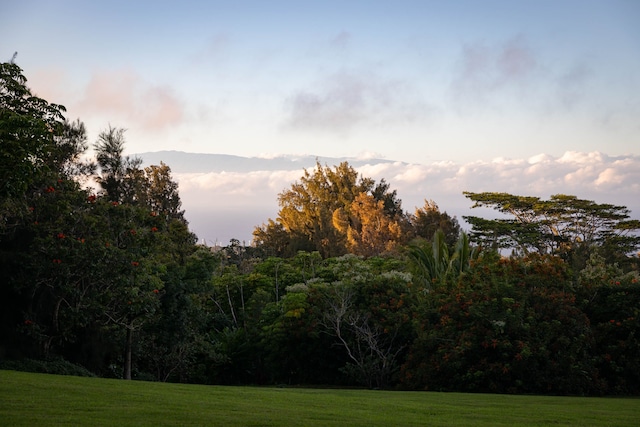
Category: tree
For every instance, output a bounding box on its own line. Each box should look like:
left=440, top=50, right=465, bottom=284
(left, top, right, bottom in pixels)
left=410, top=200, right=460, bottom=249
left=577, top=254, right=640, bottom=394
left=1, top=60, right=206, bottom=382
left=256, top=161, right=406, bottom=258
left=401, top=253, right=597, bottom=394
left=252, top=219, right=294, bottom=257
left=0, top=61, right=100, bottom=360
left=0, top=61, right=66, bottom=232
left=94, top=126, right=142, bottom=203
left=334, top=193, right=404, bottom=257
left=463, top=192, right=640, bottom=267
left=316, top=255, right=413, bottom=388
left=144, top=162, right=184, bottom=221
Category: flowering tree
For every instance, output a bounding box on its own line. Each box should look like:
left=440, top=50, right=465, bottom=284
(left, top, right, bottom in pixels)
left=401, top=253, right=597, bottom=394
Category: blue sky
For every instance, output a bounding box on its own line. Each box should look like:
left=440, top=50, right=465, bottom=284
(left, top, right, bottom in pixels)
left=3, top=1, right=640, bottom=242
left=4, top=0, right=639, bottom=164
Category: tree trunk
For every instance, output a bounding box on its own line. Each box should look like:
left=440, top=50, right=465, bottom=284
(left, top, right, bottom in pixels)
left=124, top=326, right=133, bottom=380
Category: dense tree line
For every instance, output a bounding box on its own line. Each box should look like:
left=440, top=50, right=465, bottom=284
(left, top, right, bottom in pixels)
left=2, top=61, right=640, bottom=395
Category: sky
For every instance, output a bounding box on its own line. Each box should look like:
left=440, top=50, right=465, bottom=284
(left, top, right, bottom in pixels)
left=2, top=0, right=640, bottom=244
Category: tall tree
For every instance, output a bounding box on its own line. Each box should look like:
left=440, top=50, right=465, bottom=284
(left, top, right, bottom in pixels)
left=463, top=192, right=640, bottom=267
left=94, top=126, right=143, bottom=203
left=144, top=162, right=184, bottom=221
left=0, top=61, right=66, bottom=232
left=256, top=161, right=406, bottom=258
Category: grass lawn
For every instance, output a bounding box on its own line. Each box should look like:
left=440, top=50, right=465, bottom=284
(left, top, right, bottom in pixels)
left=1, top=370, right=638, bottom=426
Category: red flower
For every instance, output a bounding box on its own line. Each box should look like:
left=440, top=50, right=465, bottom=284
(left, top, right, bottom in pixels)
left=77, top=238, right=85, bottom=243
left=151, top=227, right=158, bottom=232
left=28, top=206, right=34, bottom=212
left=24, top=320, right=33, bottom=326
left=131, top=261, right=139, bottom=267
left=53, top=259, right=62, bottom=264
left=57, top=232, right=66, bottom=239
left=111, top=201, right=119, bottom=206
left=45, top=186, right=55, bottom=193
left=130, top=229, right=137, bottom=235
left=87, top=194, right=97, bottom=203
left=150, top=212, right=157, bottom=217
left=153, top=289, right=159, bottom=294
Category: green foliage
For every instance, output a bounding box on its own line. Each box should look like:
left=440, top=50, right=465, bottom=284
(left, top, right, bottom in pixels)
left=0, top=62, right=66, bottom=208
left=463, top=192, right=640, bottom=266
left=311, top=255, right=414, bottom=388
left=407, top=229, right=479, bottom=290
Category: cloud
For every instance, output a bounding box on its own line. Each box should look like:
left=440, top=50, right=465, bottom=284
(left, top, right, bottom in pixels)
left=176, top=169, right=302, bottom=200
left=28, top=67, right=70, bottom=104
left=77, top=69, right=184, bottom=131
left=281, top=70, right=431, bottom=135
left=329, top=31, right=352, bottom=50
left=169, top=151, right=640, bottom=243
left=554, top=62, right=592, bottom=109
left=452, top=35, right=537, bottom=103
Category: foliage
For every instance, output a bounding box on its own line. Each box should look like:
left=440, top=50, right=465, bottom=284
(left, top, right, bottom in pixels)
left=463, top=192, right=640, bottom=267
left=410, top=199, right=461, bottom=248
left=313, top=255, right=414, bottom=388
left=335, top=193, right=404, bottom=257
left=254, top=161, right=408, bottom=258
left=401, top=254, right=597, bottom=395
left=0, top=62, right=65, bottom=212
left=577, top=254, right=640, bottom=394
left=406, top=229, right=479, bottom=290
left=3, top=61, right=640, bottom=395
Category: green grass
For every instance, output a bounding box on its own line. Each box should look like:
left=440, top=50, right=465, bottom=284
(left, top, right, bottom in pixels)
left=1, top=370, right=638, bottom=426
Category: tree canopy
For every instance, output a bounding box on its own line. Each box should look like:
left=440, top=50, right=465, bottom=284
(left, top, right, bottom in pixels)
left=254, top=162, right=461, bottom=258
left=463, top=192, right=640, bottom=265
left=254, top=161, right=406, bottom=258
